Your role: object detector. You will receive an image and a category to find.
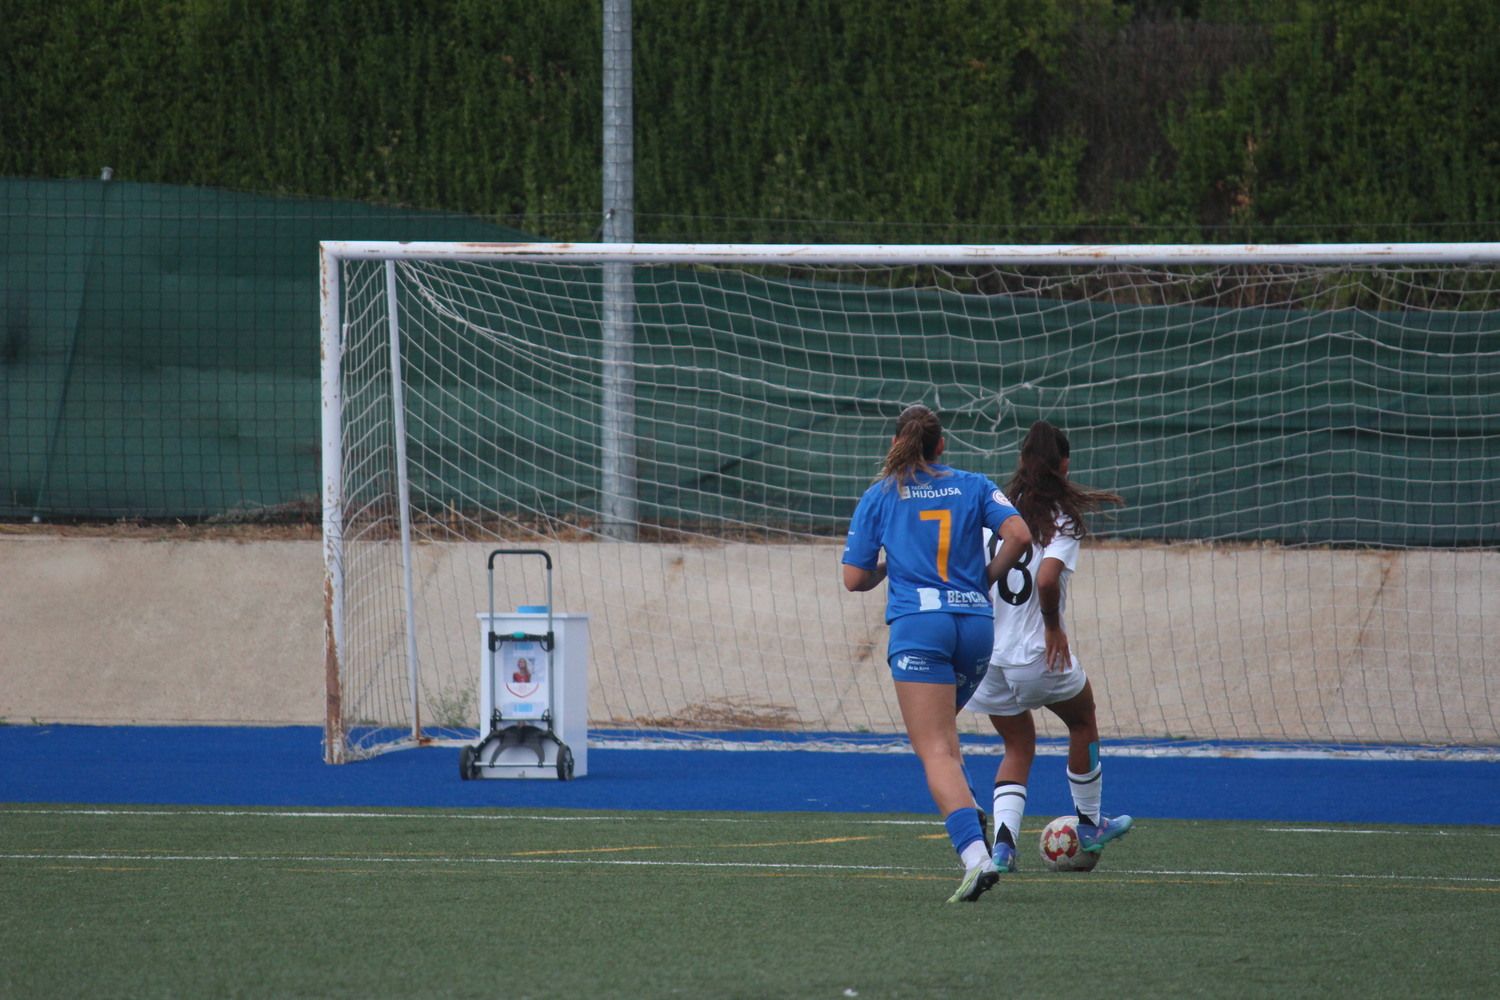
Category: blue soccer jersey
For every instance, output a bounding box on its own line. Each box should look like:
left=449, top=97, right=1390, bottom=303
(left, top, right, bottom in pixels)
left=842, top=465, right=1019, bottom=622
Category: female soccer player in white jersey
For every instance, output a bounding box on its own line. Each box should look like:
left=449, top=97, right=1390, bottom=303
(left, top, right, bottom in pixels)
left=967, top=419, right=1133, bottom=874
left=842, top=404, right=1032, bottom=902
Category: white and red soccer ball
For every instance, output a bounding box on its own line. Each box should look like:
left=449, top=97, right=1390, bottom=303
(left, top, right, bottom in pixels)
left=1038, top=815, right=1100, bottom=872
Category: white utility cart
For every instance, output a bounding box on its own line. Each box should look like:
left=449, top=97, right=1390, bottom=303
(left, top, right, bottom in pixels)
left=459, top=548, right=588, bottom=780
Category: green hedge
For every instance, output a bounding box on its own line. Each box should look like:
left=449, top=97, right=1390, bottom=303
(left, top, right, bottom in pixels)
left=5, top=1, right=1500, bottom=242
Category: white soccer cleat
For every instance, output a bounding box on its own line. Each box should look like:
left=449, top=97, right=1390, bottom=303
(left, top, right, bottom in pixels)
left=947, top=858, right=1000, bottom=903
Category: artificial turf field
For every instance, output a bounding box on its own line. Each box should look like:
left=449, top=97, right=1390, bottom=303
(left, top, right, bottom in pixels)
left=3, top=804, right=1497, bottom=998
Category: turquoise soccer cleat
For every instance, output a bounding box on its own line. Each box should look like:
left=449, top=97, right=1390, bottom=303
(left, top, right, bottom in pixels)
left=1076, top=814, right=1133, bottom=854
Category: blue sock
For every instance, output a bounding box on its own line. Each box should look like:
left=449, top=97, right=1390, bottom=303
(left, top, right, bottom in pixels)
left=943, top=807, right=985, bottom=856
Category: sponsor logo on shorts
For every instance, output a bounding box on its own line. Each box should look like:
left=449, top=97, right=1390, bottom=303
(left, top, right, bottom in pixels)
left=895, top=654, right=931, bottom=673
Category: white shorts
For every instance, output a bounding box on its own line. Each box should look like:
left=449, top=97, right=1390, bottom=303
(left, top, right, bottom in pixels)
left=967, top=652, right=1088, bottom=717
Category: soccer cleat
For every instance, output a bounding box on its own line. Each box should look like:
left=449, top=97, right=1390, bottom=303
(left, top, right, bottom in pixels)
left=1076, top=814, right=1133, bottom=854
left=990, top=841, right=1018, bottom=873
left=947, top=858, right=1000, bottom=903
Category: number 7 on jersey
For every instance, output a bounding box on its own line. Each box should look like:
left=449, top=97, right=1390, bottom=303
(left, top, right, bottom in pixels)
left=918, top=509, right=952, bottom=581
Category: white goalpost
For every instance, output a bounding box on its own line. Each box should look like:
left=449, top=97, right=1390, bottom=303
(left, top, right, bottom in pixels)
left=319, top=241, right=1500, bottom=763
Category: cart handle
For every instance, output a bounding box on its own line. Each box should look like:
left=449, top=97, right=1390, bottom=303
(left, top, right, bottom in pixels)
left=485, top=549, right=555, bottom=642
left=489, top=629, right=554, bottom=652
left=488, top=548, right=552, bottom=571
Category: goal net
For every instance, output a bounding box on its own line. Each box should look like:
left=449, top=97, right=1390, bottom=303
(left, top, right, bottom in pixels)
left=319, top=242, right=1500, bottom=763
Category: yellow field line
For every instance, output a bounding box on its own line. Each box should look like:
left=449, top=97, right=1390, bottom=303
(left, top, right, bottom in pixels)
left=510, top=835, right=875, bottom=856
left=5, top=852, right=1499, bottom=890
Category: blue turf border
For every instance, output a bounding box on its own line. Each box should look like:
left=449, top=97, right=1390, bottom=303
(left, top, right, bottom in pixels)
left=1, top=725, right=1496, bottom=825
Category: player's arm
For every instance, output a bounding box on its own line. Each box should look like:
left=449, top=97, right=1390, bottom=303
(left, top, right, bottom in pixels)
left=985, top=513, right=1032, bottom=587
left=841, top=487, right=887, bottom=592
left=842, top=560, right=887, bottom=592
left=1036, top=556, right=1069, bottom=670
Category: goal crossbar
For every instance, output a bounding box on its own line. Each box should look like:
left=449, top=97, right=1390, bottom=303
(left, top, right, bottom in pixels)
left=321, top=241, right=1500, bottom=266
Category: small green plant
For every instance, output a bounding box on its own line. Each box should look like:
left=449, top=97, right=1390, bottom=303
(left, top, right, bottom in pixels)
left=429, top=687, right=476, bottom=730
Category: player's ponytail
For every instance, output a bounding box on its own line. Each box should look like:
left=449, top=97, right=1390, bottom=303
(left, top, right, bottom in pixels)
left=1005, top=420, right=1122, bottom=545
left=879, top=404, right=944, bottom=486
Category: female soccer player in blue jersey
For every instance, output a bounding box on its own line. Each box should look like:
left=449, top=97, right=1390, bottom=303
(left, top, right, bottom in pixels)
left=967, top=420, right=1132, bottom=873
left=842, top=404, right=1032, bottom=903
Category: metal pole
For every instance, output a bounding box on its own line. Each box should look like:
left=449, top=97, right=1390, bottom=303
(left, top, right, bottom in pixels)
left=385, top=261, right=423, bottom=741
left=601, top=0, right=637, bottom=540
left=319, top=243, right=347, bottom=763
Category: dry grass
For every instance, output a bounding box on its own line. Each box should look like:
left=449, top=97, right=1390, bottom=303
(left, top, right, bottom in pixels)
left=0, top=520, right=320, bottom=542
left=612, top=700, right=803, bottom=730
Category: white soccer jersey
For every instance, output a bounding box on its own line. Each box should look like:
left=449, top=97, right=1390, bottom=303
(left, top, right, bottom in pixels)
left=984, top=511, right=1081, bottom=668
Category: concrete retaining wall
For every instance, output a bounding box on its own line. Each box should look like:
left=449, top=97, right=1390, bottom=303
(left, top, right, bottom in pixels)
left=2, top=532, right=1495, bottom=746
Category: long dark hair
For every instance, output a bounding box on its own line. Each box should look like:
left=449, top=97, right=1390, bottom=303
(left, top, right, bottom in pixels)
left=879, top=404, right=944, bottom=486
left=1004, top=420, right=1122, bottom=546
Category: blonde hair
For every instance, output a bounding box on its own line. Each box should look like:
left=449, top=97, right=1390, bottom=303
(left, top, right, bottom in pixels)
left=879, top=404, right=944, bottom=485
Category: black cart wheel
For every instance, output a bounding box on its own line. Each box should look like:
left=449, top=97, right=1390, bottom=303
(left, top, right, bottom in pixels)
left=556, top=745, right=575, bottom=781
left=459, top=745, right=477, bottom=780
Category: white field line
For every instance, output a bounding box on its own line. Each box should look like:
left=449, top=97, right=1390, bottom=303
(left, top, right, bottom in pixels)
left=1116, top=867, right=1500, bottom=885
left=5, top=810, right=1498, bottom=881
left=6, top=809, right=1500, bottom=838
left=1, top=850, right=1498, bottom=886
left=0, top=852, right=925, bottom=873
left=0, top=807, right=937, bottom=827
left=1262, top=826, right=1500, bottom=837
left=587, top=736, right=1500, bottom=763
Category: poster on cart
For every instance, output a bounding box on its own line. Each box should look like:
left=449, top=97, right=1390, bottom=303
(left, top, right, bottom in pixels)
left=495, top=640, right=549, bottom=720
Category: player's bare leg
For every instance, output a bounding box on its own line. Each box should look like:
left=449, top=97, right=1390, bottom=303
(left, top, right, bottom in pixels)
left=895, top=680, right=998, bottom=901
left=1045, top=680, right=1132, bottom=852
left=1044, top=679, right=1098, bottom=774
left=896, top=680, right=979, bottom=815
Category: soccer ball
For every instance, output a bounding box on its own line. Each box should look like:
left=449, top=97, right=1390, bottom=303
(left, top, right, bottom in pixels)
left=1038, top=815, right=1099, bottom=872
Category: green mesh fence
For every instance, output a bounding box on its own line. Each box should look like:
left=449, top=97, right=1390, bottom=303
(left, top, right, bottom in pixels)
left=1, top=178, right=534, bottom=519
left=5, top=179, right=1499, bottom=547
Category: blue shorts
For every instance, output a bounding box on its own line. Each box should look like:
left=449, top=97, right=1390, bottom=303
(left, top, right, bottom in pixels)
left=887, top=612, right=993, bottom=709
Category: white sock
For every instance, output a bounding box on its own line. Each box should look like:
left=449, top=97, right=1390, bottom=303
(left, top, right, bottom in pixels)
left=1068, top=763, right=1102, bottom=825
left=960, top=840, right=990, bottom=869
left=992, top=781, right=1027, bottom=849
